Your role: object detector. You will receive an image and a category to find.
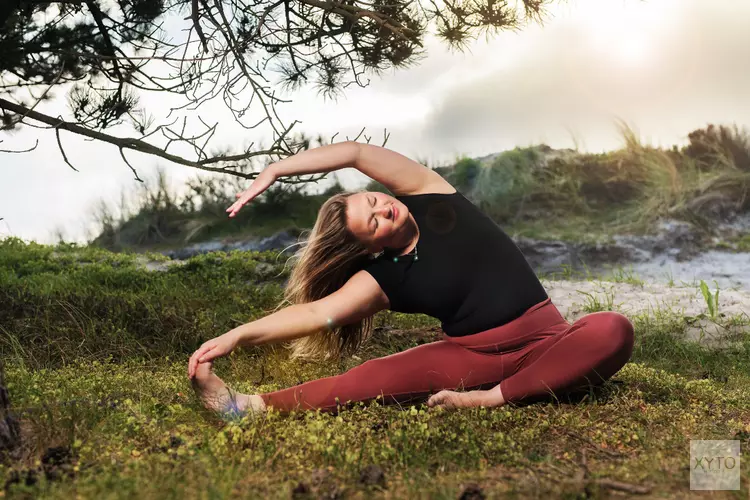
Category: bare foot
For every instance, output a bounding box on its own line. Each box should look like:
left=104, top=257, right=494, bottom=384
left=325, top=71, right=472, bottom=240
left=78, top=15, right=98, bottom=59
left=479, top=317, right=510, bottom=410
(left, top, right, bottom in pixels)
left=191, top=361, right=266, bottom=419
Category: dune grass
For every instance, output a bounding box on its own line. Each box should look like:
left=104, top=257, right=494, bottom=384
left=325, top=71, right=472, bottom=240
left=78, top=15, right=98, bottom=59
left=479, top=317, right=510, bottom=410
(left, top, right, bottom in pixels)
left=2, top=239, right=750, bottom=498
left=80, top=123, right=750, bottom=254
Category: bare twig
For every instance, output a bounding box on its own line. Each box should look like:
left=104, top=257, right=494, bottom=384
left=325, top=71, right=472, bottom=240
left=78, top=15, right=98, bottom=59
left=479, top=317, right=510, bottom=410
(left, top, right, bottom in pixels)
left=594, top=478, right=652, bottom=494
left=0, top=139, right=39, bottom=153
left=85, top=1, right=125, bottom=82
left=45, top=50, right=217, bottom=63
left=118, top=147, right=144, bottom=182
left=20, top=63, right=66, bottom=121
left=55, top=124, right=80, bottom=172
left=255, top=0, right=286, bottom=39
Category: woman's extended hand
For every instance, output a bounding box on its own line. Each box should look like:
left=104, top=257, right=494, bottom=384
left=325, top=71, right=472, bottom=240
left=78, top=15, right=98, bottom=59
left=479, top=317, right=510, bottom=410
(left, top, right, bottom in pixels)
left=225, top=166, right=278, bottom=218
left=426, top=389, right=487, bottom=409
left=188, top=331, right=241, bottom=378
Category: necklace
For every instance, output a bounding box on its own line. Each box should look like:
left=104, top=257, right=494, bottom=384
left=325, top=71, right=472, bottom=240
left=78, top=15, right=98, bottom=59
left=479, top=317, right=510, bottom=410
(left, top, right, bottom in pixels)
left=392, top=243, right=418, bottom=263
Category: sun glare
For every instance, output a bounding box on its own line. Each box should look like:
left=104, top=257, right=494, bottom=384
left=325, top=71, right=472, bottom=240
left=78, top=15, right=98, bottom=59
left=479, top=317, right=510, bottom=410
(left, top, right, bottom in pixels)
left=580, top=0, right=672, bottom=69
left=615, top=35, right=651, bottom=67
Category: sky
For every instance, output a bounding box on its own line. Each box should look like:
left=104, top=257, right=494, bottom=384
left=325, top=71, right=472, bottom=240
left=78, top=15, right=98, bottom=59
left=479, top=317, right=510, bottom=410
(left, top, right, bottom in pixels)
left=2, top=0, right=750, bottom=244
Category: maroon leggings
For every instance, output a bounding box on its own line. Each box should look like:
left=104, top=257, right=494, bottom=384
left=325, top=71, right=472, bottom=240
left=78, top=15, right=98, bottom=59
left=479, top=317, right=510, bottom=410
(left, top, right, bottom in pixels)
left=259, top=298, right=635, bottom=414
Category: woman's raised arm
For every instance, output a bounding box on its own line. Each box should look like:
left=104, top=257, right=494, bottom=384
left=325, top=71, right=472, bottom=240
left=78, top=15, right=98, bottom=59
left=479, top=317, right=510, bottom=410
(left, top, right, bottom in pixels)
left=226, top=141, right=452, bottom=217
left=225, top=142, right=359, bottom=218
left=270, top=141, right=448, bottom=196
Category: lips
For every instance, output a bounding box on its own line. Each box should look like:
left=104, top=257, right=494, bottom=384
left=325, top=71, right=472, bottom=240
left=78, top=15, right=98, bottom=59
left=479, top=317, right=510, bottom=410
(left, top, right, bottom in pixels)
left=392, top=205, right=398, bottom=220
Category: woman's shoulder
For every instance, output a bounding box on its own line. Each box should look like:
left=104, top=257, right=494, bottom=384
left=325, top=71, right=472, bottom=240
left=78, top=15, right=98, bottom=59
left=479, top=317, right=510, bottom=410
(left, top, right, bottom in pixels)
left=390, top=174, right=457, bottom=197
left=394, top=181, right=457, bottom=199
left=394, top=186, right=460, bottom=209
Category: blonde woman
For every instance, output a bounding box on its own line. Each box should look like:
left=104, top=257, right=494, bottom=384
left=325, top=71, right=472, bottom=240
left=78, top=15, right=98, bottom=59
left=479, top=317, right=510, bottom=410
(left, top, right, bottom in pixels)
left=187, top=142, right=634, bottom=416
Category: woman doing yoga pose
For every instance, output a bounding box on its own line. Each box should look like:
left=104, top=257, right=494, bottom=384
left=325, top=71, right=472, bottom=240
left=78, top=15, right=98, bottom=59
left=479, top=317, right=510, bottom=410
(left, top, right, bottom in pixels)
left=187, top=141, right=634, bottom=416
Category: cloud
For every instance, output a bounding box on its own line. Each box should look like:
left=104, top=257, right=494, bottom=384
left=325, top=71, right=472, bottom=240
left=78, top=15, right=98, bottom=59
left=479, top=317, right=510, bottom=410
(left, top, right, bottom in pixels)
left=421, top=0, right=750, bottom=153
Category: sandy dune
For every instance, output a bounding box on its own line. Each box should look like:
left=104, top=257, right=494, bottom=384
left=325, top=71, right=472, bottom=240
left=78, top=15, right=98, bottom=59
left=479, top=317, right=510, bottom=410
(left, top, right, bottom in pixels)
left=543, top=279, right=750, bottom=348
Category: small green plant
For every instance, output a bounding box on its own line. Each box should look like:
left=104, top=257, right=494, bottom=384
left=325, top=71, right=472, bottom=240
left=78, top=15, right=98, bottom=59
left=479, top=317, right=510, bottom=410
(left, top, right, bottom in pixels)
left=663, top=270, right=675, bottom=288
left=608, top=266, right=645, bottom=287
left=698, top=280, right=720, bottom=319
left=578, top=289, right=617, bottom=313
left=559, top=264, right=575, bottom=280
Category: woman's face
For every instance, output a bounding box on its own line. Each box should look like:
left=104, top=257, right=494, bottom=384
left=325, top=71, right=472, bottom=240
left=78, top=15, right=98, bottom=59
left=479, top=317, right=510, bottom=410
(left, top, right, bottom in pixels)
left=345, top=191, right=412, bottom=253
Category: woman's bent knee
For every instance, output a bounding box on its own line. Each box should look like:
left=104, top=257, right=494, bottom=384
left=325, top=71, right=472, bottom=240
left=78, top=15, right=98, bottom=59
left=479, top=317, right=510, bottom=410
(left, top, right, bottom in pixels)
left=598, top=312, right=635, bottom=357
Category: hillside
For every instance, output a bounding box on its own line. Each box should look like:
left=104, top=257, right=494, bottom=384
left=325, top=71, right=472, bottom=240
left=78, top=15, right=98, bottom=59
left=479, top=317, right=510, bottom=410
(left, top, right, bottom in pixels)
left=86, top=124, right=750, bottom=255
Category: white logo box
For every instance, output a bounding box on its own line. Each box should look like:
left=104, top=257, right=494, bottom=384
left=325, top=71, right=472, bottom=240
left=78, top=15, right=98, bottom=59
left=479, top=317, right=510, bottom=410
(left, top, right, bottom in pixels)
left=690, top=440, right=741, bottom=491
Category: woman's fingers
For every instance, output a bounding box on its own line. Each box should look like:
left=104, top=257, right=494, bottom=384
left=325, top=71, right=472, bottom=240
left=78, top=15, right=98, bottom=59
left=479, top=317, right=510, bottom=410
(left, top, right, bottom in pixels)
left=191, top=353, right=202, bottom=372
left=226, top=187, right=261, bottom=216
left=226, top=194, right=254, bottom=217
left=226, top=198, right=242, bottom=213
left=189, top=350, right=199, bottom=377
left=427, top=390, right=460, bottom=409
left=226, top=172, right=275, bottom=217
left=427, top=391, right=444, bottom=407
left=198, top=345, right=219, bottom=363
left=189, top=343, right=214, bottom=378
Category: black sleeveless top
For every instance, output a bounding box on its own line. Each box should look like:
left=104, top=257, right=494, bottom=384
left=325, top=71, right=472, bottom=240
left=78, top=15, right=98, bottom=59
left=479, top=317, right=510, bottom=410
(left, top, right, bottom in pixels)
left=362, top=191, right=548, bottom=337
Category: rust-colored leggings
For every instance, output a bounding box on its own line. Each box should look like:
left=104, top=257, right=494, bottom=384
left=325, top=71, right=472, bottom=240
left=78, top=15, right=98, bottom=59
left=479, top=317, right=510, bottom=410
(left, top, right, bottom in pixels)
left=259, top=298, right=634, bottom=414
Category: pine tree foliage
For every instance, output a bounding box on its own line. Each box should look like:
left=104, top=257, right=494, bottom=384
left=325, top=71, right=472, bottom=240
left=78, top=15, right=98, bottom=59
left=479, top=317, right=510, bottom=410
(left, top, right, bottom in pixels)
left=0, top=0, right=552, bottom=180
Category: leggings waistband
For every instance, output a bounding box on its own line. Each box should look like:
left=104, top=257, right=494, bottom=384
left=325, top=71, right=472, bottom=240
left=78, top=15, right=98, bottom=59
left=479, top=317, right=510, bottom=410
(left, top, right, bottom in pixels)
left=443, top=297, right=568, bottom=353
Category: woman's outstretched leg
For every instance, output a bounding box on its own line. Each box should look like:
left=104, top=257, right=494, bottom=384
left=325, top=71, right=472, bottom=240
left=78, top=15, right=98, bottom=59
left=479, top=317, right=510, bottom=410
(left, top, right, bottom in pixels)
left=259, top=339, right=507, bottom=414
left=257, top=309, right=634, bottom=415
left=497, top=311, right=635, bottom=405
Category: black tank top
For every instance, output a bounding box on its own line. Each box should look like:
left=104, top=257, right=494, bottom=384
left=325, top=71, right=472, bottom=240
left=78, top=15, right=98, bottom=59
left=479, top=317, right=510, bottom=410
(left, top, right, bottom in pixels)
left=362, top=191, right=548, bottom=337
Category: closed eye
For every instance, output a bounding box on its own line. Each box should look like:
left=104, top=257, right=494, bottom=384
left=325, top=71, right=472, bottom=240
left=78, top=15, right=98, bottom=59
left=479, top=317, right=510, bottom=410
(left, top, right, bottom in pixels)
left=369, top=196, right=378, bottom=233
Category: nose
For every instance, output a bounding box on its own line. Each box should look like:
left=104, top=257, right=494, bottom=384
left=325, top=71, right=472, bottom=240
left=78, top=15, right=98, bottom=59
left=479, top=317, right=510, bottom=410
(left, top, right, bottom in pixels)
left=375, top=204, right=391, bottom=218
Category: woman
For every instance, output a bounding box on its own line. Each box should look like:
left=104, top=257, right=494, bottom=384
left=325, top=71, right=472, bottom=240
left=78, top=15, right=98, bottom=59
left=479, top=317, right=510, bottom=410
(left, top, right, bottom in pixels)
left=187, top=141, right=634, bottom=417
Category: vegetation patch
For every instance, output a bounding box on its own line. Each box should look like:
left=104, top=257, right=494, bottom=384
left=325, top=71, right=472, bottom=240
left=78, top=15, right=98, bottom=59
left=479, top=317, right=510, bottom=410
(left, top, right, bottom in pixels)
left=80, top=123, right=750, bottom=251
left=3, top=239, right=750, bottom=498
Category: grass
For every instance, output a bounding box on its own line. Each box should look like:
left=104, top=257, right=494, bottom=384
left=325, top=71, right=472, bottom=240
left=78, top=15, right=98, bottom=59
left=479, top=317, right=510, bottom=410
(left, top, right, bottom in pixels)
left=6, top=121, right=750, bottom=497
left=577, top=289, right=618, bottom=313
left=538, top=263, right=647, bottom=287
left=84, top=166, right=344, bottom=254
left=3, top=239, right=750, bottom=499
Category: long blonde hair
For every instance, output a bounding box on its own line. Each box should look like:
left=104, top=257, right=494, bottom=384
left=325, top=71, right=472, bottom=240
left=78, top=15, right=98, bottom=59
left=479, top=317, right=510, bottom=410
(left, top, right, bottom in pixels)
left=276, top=191, right=378, bottom=361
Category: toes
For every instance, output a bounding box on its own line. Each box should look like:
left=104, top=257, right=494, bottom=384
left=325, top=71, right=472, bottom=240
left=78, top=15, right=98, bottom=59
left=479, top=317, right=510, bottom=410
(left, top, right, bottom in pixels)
left=193, top=361, right=213, bottom=382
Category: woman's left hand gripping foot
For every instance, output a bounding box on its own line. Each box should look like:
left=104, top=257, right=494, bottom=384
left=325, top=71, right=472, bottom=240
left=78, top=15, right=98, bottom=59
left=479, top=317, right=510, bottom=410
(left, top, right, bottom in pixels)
left=188, top=331, right=266, bottom=419
left=189, top=361, right=266, bottom=419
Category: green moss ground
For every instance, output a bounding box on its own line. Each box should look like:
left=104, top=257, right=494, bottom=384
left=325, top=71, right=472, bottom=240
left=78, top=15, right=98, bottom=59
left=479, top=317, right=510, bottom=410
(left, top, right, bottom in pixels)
left=2, top=238, right=750, bottom=499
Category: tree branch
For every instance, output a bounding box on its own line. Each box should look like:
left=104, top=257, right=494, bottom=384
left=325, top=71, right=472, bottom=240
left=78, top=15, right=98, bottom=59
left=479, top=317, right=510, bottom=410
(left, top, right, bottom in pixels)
left=297, top=0, right=418, bottom=43
left=85, top=1, right=125, bottom=82
left=191, top=0, right=210, bottom=53
left=0, top=97, right=291, bottom=179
